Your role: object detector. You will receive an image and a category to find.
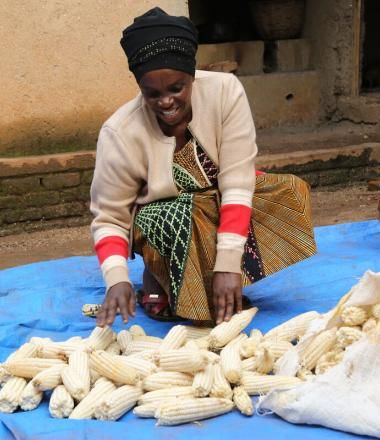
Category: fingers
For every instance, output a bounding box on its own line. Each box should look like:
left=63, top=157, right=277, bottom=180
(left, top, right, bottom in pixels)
left=105, top=296, right=118, bottom=326
left=128, top=292, right=136, bottom=319
left=214, top=293, right=226, bottom=325
left=96, top=307, right=107, bottom=327
left=235, top=289, right=243, bottom=314
left=224, top=296, right=235, bottom=322
left=118, top=293, right=130, bottom=324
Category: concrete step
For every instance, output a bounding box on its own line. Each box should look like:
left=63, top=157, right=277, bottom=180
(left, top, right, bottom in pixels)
left=257, top=121, right=380, bottom=154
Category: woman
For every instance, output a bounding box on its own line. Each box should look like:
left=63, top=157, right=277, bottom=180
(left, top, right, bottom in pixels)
left=90, top=7, right=316, bottom=327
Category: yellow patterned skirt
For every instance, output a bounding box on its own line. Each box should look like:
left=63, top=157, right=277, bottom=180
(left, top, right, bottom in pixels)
left=133, top=173, right=316, bottom=322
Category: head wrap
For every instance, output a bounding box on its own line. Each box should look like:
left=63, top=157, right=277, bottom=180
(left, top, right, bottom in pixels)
left=120, top=7, right=198, bottom=82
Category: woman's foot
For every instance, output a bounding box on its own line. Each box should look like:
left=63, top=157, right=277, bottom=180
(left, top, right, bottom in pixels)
left=136, top=290, right=186, bottom=322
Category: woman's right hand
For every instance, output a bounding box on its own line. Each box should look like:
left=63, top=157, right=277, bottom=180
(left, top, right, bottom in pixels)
left=96, top=282, right=136, bottom=327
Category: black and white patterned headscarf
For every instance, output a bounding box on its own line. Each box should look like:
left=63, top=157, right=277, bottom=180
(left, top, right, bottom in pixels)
left=120, top=7, right=198, bottom=82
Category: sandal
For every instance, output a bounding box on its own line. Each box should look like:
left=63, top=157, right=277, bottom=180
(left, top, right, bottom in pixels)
left=136, top=290, right=186, bottom=322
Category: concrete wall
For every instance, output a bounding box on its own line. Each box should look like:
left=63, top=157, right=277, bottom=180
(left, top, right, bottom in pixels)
left=304, top=0, right=380, bottom=125
left=303, top=0, right=353, bottom=117
left=0, top=0, right=188, bottom=157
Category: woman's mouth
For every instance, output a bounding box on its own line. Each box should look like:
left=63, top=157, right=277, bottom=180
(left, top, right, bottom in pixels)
left=159, top=107, right=179, bottom=122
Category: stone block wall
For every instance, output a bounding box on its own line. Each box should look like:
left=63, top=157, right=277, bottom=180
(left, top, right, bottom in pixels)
left=0, top=152, right=95, bottom=236
left=0, top=144, right=379, bottom=236
left=256, top=143, right=380, bottom=188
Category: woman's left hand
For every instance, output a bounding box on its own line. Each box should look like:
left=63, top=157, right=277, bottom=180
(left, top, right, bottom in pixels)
left=212, top=272, right=242, bottom=324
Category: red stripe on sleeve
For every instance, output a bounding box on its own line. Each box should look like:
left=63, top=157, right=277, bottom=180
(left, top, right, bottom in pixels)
left=218, top=204, right=252, bottom=236
left=256, top=170, right=265, bottom=176
left=95, top=236, right=128, bottom=265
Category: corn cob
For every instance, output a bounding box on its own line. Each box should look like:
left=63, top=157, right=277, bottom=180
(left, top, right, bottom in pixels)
left=129, top=324, right=146, bottom=337
left=156, top=397, right=234, bottom=426
left=105, top=341, right=121, bottom=355
left=156, top=349, right=207, bottom=373
left=185, top=326, right=212, bottom=340
left=220, top=335, right=245, bottom=384
left=124, top=340, right=162, bottom=356
left=233, top=386, right=254, bottom=416
left=264, top=311, right=320, bottom=342
left=82, top=303, right=102, bottom=317
left=315, top=350, right=344, bottom=375
left=0, top=377, right=27, bottom=413
left=192, top=336, right=211, bottom=350
left=210, top=364, right=233, bottom=399
left=4, top=358, right=66, bottom=379
left=192, top=363, right=214, bottom=397
left=336, top=326, right=363, bottom=348
left=132, top=335, right=163, bottom=343
left=124, top=349, right=156, bottom=362
left=66, top=350, right=91, bottom=400
left=6, top=343, right=38, bottom=362
left=49, top=385, right=75, bottom=418
left=296, top=367, right=315, bottom=381
left=259, top=340, right=293, bottom=360
left=340, top=306, right=367, bottom=326
left=138, top=386, right=195, bottom=405
left=133, top=402, right=160, bottom=418
left=36, top=344, right=68, bottom=361
left=362, top=317, right=377, bottom=333
left=94, top=385, right=143, bottom=420
left=90, top=350, right=140, bottom=385
left=201, top=349, right=220, bottom=364
left=253, top=348, right=275, bottom=374
left=241, top=372, right=302, bottom=395
left=116, top=330, right=133, bottom=353
left=371, top=303, right=380, bottom=319
left=66, top=336, right=84, bottom=343
left=183, top=339, right=200, bottom=350
left=299, top=328, right=337, bottom=370
left=87, top=326, right=115, bottom=351
left=117, top=355, right=157, bottom=378
left=38, top=341, right=89, bottom=359
left=209, top=308, right=258, bottom=349
left=142, top=371, right=193, bottom=391
left=20, top=381, right=43, bottom=411
left=250, top=328, right=263, bottom=338
left=89, top=368, right=101, bottom=386
left=160, top=325, right=187, bottom=351
left=29, top=337, right=52, bottom=345
left=69, top=377, right=116, bottom=419
left=31, top=364, right=66, bottom=391
left=0, top=365, right=11, bottom=385
left=242, top=356, right=257, bottom=372
left=240, top=330, right=263, bottom=358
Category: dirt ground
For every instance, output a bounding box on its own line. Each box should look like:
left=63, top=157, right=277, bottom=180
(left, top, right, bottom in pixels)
left=0, top=183, right=378, bottom=271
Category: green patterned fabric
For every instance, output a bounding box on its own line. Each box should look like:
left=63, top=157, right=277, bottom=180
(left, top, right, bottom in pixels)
left=173, top=163, right=201, bottom=191
left=134, top=189, right=194, bottom=308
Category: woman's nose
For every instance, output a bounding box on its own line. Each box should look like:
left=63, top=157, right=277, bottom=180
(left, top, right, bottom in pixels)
left=158, top=95, right=173, bottom=108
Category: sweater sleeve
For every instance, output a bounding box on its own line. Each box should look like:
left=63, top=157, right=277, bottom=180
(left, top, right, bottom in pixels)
left=90, top=126, right=142, bottom=290
left=214, top=74, right=258, bottom=274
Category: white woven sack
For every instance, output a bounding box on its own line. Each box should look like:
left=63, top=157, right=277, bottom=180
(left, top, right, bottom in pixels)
left=258, top=328, right=380, bottom=438
left=275, top=270, right=380, bottom=377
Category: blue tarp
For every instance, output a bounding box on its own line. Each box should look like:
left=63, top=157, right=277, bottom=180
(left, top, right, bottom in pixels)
left=0, top=220, right=379, bottom=439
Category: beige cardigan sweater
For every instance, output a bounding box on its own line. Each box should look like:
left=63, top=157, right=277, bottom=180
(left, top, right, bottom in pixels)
left=90, top=70, right=258, bottom=290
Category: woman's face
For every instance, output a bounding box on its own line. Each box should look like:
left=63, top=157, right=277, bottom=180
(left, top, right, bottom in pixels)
left=139, top=69, right=194, bottom=128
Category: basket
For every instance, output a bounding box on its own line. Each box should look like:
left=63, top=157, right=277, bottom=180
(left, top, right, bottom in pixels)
left=249, top=0, right=305, bottom=40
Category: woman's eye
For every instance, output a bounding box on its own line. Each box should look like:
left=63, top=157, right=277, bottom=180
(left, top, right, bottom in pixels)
left=146, top=91, right=160, bottom=99
left=170, top=85, right=183, bottom=93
